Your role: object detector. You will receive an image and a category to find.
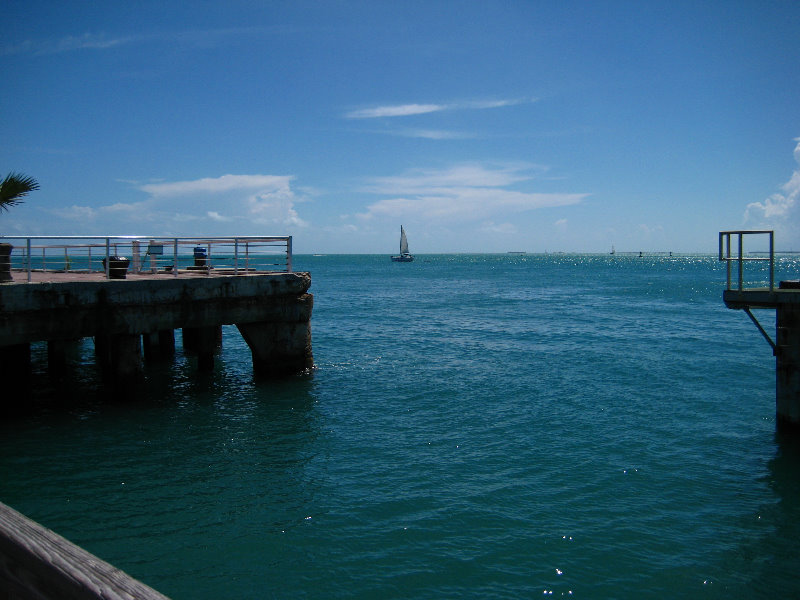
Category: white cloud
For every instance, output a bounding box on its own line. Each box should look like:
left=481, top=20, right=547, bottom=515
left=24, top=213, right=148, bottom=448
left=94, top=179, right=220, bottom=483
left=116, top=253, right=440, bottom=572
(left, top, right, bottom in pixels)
left=3, top=27, right=278, bottom=57
left=744, top=138, right=800, bottom=245
left=465, top=99, right=531, bottom=109
left=746, top=194, right=794, bottom=219
left=346, top=104, right=445, bottom=119
left=345, top=97, right=535, bottom=119
left=140, top=174, right=293, bottom=197
left=358, top=163, right=586, bottom=222
left=1, top=33, right=134, bottom=56
left=51, top=205, right=98, bottom=220
left=44, top=173, right=307, bottom=235
left=554, top=218, right=568, bottom=227
left=638, top=224, right=664, bottom=235
left=103, top=202, right=143, bottom=212
left=393, top=129, right=475, bottom=140
left=480, top=222, right=518, bottom=234
left=363, top=163, right=543, bottom=193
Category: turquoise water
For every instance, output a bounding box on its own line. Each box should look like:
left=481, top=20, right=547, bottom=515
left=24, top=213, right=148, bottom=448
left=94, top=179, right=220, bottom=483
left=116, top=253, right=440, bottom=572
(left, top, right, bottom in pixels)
left=2, top=254, right=800, bottom=598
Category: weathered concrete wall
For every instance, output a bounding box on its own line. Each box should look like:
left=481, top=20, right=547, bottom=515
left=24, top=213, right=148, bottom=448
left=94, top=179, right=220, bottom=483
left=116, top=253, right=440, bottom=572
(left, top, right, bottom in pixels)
left=0, top=273, right=311, bottom=344
left=777, top=302, right=800, bottom=430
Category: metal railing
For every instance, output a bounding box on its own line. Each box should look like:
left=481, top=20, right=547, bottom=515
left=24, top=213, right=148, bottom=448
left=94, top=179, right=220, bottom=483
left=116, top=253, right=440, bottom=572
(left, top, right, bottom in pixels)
left=0, top=236, right=292, bottom=282
left=718, top=230, right=774, bottom=292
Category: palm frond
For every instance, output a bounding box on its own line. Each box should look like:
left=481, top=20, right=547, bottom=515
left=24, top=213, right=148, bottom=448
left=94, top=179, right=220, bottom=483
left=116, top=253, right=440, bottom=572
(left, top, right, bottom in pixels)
left=0, top=172, right=40, bottom=212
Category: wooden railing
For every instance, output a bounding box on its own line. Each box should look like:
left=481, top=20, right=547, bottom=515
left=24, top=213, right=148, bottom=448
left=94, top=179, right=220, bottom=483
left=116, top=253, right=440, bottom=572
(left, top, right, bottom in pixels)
left=0, top=501, right=170, bottom=599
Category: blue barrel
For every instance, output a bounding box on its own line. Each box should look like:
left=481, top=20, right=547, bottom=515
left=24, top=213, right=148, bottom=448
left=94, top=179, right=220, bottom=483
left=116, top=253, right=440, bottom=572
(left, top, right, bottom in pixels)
left=193, top=246, right=207, bottom=267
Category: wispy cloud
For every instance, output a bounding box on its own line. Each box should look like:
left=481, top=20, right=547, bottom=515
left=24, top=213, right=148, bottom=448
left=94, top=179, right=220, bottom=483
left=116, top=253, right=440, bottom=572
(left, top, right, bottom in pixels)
left=362, top=163, right=546, bottom=193
left=358, top=163, right=586, bottom=222
left=345, top=97, right=535, bottom=119
left=393, top=129, right=476, bottom=140
left=745, top=138, right=800, bottom=244
left=140, top=174, right=293, bottom=197
left=2, top=33, right=135, bottom=56
left=637, top=224, right=664, bottom=235
left=2, top=26, right=279, bottom=57
left=480, top=222, right=518, bottom=234
left=347, top=104, right=445, bottom=119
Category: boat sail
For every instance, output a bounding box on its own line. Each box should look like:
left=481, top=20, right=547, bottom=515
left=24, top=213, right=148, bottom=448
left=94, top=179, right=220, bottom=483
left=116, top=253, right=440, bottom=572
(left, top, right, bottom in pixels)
left=391, top=226, right=414, bottom=262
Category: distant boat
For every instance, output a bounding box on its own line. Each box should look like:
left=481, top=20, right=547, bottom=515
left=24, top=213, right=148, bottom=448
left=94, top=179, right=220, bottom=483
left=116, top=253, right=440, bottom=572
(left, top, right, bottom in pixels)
left=610, top=245, right=616, bottom=255
left=391, top=226, right=414, bottom=262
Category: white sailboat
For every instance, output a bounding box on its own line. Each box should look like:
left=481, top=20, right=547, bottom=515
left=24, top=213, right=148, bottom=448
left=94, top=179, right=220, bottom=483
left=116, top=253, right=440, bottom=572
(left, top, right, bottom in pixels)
left=391, top=226, right=414, bottom=262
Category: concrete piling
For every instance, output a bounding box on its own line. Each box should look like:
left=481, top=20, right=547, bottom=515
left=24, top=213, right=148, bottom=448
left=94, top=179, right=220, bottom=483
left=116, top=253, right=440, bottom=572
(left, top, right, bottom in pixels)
left=46, top=338, right=82, bottom=376
left=776, top=296, right=800, bottom=430
left=183, top=326, right=221, bottom=372
left=237, top=320, right=313, bottom=377
left=724, top=280, right=800, bottom=431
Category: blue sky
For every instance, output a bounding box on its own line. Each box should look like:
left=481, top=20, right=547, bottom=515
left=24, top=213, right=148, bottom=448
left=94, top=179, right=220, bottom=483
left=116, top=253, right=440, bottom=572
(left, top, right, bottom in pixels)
left=2, top=1, right=799, bottom=253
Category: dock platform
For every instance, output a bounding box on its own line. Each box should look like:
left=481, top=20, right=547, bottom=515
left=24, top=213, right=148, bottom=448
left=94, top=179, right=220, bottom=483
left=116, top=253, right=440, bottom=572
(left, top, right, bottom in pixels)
left=720, top=231, right=800, bottom=431
left=0, top=236, right=312, bottom=399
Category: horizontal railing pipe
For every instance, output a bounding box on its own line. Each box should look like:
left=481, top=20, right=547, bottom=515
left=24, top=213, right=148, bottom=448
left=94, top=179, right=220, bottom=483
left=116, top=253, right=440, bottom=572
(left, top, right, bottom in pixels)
left=0, top=235, right=293, bottom=281
left=718, top=230, right=774, bottom=292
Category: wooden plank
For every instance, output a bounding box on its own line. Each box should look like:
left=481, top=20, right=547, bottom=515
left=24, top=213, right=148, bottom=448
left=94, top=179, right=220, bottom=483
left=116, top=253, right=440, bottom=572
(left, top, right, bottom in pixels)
left=0, top=501, right=170, bottom=600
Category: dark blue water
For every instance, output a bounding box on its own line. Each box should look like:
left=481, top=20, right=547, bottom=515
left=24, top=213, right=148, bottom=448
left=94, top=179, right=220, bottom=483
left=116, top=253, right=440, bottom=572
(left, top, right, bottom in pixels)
left=2, top=254, right=799, bottom=598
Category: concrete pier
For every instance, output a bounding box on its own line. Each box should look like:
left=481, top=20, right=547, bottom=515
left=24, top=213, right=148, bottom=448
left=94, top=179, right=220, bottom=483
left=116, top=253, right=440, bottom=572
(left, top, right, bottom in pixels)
left=0, top=272, right=313, bottom=398
left=724, top=281, right=800, bottom=431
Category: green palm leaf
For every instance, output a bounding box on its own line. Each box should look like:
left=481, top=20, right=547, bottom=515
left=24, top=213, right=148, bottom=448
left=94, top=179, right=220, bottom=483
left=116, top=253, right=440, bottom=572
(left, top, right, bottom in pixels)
left=0, top=172, right=40, bottom=212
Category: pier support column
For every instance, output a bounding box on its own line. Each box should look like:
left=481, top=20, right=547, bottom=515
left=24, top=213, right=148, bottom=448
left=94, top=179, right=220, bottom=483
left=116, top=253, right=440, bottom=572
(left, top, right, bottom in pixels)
left=47, top=339, right=81, bottom=376
left=776, top=302, right=800, bottom=431
left=159, top=329, right=176, bottom=356
left=94, top=334, right=143, bottom=395
left=182, top=326, right=220, bottom=372
left=143, top=330, right=175, bottom=361
left=236, top=321, right=313, bottom=377
left=0, top=343, right=31, bottom=397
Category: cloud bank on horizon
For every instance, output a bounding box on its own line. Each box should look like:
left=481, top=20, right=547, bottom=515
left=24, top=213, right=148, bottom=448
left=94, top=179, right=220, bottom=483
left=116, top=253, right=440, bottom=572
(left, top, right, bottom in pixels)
left=45, top=161, right=583, bottom=241
left=26, top=140, right=800, bottom=251
left=50, top=174, right=308, bottom=235
left=357, top=163, right=585, bottom=224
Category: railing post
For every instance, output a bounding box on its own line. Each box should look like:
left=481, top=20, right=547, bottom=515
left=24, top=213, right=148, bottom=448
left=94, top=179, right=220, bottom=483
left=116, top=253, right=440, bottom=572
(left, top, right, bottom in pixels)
left=234, top=238, right=239, bottom=275
left=725, top=234, right=731, bottom=290
left=105, top=238, right=111, bottom=279
left=132, top=240, right=140, bottom=274
left=173, top=239, right=178, bottom=276
left=287, top=236, right=293, bottom=273
left=769, top=231, right=774, bottom=292
left=26, top=238, right=32, bottom=283
left=737, top=233, right=743, bottom=292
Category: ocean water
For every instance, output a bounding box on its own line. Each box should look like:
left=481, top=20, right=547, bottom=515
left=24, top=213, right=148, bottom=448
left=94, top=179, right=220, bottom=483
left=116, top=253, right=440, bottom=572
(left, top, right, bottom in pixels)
left=2, top=254, right=800, bottom=599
